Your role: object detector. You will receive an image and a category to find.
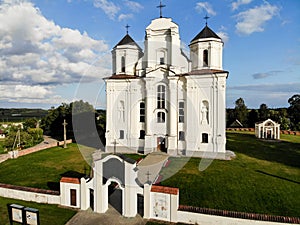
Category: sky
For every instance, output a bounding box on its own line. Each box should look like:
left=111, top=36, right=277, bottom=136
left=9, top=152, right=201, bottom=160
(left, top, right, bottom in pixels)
left=0, top=0, right=299, bottom=109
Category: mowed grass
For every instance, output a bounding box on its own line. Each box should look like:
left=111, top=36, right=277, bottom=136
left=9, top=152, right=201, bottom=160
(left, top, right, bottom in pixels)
left=0, top=196, right=76, bottom=225
left=0, top=143, right=94, bottom=190
left=160, top=131, right=300, bottom=217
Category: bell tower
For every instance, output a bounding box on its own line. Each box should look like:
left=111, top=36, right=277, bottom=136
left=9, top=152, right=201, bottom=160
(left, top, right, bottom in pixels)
left=189, top=18, right=223, bottom=71
left=112, top=25, right=143, bottom=75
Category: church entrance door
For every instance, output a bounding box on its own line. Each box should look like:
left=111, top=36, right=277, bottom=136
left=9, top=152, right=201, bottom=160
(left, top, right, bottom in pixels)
left=157, top=137, right=166, bottom=152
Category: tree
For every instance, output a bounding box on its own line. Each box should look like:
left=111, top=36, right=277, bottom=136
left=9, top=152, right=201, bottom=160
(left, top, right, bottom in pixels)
left=40, top=100, right=104, bottom=147
left=248, top=109, right=258, bottom=128
left=288, top=94, right=300, bottom=131
left=234, top=98, right=248, bottom=126
left=258, top=103, right=269, bottom=121
left=23, top=118, right=38, bottom=130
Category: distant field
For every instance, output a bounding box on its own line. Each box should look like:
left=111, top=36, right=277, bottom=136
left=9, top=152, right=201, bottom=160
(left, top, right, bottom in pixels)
left=0, top=196, right=76, bottom=225
left=0, top=108, right=47, bottom=122
left=160, top=131, right=300, bottom=217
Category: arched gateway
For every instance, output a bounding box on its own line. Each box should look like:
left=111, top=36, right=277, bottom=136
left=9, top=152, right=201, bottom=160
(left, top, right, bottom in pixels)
left=86, top=152, right=144, bottom=217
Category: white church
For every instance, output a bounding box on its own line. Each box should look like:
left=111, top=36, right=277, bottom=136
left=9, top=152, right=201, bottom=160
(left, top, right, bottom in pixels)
left=105, top=11, right=228, bottom=158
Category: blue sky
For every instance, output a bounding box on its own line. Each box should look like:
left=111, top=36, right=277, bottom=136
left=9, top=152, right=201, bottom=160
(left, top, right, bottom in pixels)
left=0, top=0, right=299, bottom=109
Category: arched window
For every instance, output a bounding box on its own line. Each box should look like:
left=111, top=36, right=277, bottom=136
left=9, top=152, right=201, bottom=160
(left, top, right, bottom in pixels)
left=121, top=56, right=125, bottom=72
left=140, top=102, right=145, bottom=122
left=157, top=85, right=166, bottom=109
left=157, top=50, right=165, bottom=65
left=157, top=112, right=165, bottom=123
left=203, top=49, right=208, bottom=67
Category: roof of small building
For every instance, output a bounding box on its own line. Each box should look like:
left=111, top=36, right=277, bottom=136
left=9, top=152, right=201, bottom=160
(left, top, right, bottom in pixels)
left=60, top=177, right=80, bottom=184
left=151, top=185, right=179, bottom=195
left=113, top=34, right=142, bottom=51
left=255, top=118, right=280, bottom=125
left=191, top=25, right=221, bottom=42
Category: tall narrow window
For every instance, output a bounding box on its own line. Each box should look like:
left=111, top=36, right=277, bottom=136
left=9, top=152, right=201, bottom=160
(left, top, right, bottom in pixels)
left=202, top=133, right=208, bottom=143
left=140, top=102, right=145, bottom=122
left=160, top=57, right=165, bottom=65
left=139, top=130, right=145, bottom=139
left=203, top=49, right=208, bottom=67
left=120, top=130, right=124, bottom=139
left=121, top=56, right=125, bottom=72
left=157, top=112, right=165, bottom=123
left=157, top=85, right=166, bottom=109
left=179, top=101, right=184, bottom=123
left=179, top=131, right=185, bottom=141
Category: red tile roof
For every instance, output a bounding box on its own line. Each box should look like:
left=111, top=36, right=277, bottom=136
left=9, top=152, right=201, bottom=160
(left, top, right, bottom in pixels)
left=60, top=177, right=80, bottom=184
left=151, top=185, right=179, bottom=195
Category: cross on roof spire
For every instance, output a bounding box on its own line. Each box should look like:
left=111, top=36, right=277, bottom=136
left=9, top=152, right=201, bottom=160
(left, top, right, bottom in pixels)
left=204, top=14, right=210, bottom=26
left=125, top=24, right=130, bottom=34
left=157, top=0, right=166, bottom=18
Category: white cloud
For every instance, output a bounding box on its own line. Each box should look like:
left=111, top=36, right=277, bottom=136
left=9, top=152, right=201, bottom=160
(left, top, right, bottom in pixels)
left=0, top=1, right=111, bottom=104
left=93, top=0, right=120, bottom=20
left=123, top=0, right=143, bottom=12
left=231, top=0, right=252, bottom=11
left=235, top=2, right=279, bottom=35
left=217, top=31, right=229, bottom=43
left=118, top=13, right=133, bottom=21
left=195, top=2, right=216, bottom=16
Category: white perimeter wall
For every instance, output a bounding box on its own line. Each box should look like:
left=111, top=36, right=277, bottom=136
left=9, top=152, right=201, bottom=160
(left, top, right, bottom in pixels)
left=177, top=211, right=292, bottom=225
left=0, top=187, right=60, bottom=204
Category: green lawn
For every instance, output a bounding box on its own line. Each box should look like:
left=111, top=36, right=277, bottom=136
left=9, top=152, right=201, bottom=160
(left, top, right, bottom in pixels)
left=160, top=132, right=300, bottom=217
left=0, top=143, right=94, bottom=190
left=0, top=196, right=76, bottom=225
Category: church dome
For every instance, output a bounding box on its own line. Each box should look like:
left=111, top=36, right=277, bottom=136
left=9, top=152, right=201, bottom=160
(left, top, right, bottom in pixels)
left=146, top=17, right=178, bottom=31
left=190, top=25, right=221, bottom=43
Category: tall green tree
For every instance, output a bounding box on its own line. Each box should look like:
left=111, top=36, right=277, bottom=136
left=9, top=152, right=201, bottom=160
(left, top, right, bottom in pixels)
left=234, top=98, right=248, bottom=126
left=288, top=94, right=300, bottom=131
left=258, top=103, right=269, bottom=121
left=248, top=109, right=258, bottom=128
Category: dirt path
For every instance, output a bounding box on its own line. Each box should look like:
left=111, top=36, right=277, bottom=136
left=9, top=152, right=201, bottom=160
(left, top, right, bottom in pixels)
left=66, top=206, right=147, bottom=225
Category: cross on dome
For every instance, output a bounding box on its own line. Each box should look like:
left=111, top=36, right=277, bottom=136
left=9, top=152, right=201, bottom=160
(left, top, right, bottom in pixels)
left=204, top=14, right=210, bottom=26
left=125, top=24, right=130, bottom=34
left=157, top=0, right=166, bottom=18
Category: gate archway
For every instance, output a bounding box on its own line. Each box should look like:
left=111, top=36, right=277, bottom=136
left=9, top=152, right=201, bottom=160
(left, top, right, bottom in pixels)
left=93, top=154, right=143, bottom=217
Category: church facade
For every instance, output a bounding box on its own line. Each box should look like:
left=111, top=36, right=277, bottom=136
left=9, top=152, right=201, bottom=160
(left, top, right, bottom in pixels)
left=105, top=16, right=228, bottom=158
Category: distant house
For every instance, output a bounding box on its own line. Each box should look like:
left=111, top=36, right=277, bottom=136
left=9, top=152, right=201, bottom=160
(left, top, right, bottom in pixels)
left=229, top=119, right=243, bottom=128
left=0, top=129, right=6, bottom=139
left=255, top=119, right=280, bottom=140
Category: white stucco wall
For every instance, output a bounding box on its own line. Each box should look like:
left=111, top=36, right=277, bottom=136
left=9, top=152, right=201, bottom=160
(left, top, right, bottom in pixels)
left=177, top=211, right=292, bottom=225
left=0, top=187, right=60, bottom=204
left=60, top=182, right=80, bottom=208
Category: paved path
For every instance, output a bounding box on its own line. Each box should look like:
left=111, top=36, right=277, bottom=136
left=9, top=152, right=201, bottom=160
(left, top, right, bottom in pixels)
left=66, top=206, right=147, bottom=225
left=0, top=136, right=58, bottom=163
left=137, top=152, right=169, bottom=184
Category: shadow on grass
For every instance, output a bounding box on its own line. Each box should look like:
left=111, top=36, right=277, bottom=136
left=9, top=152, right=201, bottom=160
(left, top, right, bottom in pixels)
left=227, top=132, right=300, bottom=168
left=47, top=182, right=60, bottom=191
left=255, top=170, right=300, bottom=184
left=60, top=170, right=86, bottom=178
